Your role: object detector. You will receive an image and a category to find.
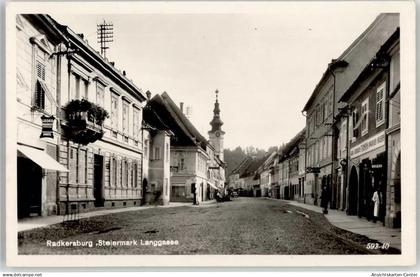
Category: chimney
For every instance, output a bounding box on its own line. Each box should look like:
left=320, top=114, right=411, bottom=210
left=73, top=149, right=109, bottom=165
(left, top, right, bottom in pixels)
left=180, top=102, right=184, bottom=113
left=110, top=61, right=115, bottom=66
left=146, top=90, right=151, bottom=102
left=78, top=33, right=84, bottom=39
left=123, top=70, right=126, bottom=76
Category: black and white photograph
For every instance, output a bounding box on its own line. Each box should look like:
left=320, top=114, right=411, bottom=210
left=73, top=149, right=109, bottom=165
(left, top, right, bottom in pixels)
left=4, top=1, right=416, bottom=267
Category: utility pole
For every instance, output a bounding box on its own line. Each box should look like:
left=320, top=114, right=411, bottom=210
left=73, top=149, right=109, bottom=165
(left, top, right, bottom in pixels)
left=97, top=20, right=113, bottom=58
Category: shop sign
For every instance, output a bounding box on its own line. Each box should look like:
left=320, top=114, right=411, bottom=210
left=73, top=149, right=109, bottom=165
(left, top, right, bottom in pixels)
left=40, top=115, right=55, bottom=138
left=306, top=167, right=320, bottom=173
left=350, top=131, right=385, bottom=159
left=371, top=164, right=383, bottom=169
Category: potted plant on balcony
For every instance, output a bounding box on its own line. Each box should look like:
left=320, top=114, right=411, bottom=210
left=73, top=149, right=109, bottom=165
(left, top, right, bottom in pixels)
left=63, top=99, right=109, bottom=144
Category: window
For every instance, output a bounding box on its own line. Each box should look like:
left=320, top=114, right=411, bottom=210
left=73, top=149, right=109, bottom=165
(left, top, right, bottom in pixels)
left=111, top=94, right=119, bottom=130
left=352, top=108, right=359, bottom=139
left=133, top=108, right=140, bottom=139
left=123, top=101, right=129, bottom=135
left=165, top=143, right=169, bottom=163
left=34, top=61, right=46, bottom=109
left=132, top=162, right=137, bottom=187
left=111, top=157, right=118, bottom=187
left=75, top=75, right=81, bottom=99
left=376, top=82, right=386, bottom=127
left=316, top=105, right=322, bottom=126
left=153, top=147, right=161, bottom=160
left=79, top=149, right=87, bottom=184
left=83, top=80, right=89, bottom=99
left=36, top=61, right=46, bottom=80
left=119, top=159, right=123, bottom=187
left=323, top=100, right=328, bottom=121
left=96, top=83, right=105, bottom=107
left=361, top=98, right=369, bottom=136
left=180, top=158, right=185, bottom=170
left=144, top=140, right=149, bottom=158
left=327, top=90, right=333, bottom=117
left=124, top=160, right=129, bottom=187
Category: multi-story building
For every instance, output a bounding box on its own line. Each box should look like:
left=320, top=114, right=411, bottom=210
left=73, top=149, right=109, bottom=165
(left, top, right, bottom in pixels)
left=16, top=15, right=68, bottom=218
left=17, top=14, right=148, bottom=217
left=258, top=151, right=276, bottom=197
left=339, top=28, right=400, bottom=225
left=54, top=17, right=147, bottom=214
left=275, top=129, right=305, bottom=200
left=142, top=91, right=172, bottom=206
left=385, top=31, right=400, bottom=228
left=228, top=156, right=252, bottom=193
left=147, top=91, right=225, bottom=204
left=297, top=135, right=307, bottom=203
left=302, top=13, right=399, bottom=208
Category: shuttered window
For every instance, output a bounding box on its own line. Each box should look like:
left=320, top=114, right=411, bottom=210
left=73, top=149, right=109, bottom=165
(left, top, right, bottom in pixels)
left=35, top=61, right=46, bottom=109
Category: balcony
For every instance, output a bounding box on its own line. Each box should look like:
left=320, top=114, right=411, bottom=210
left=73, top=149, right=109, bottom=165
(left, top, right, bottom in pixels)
left=62, top=99, right=109, bottom=145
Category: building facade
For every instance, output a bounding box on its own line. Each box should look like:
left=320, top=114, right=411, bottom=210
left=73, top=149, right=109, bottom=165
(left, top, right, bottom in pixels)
left=302, top=13, right=399, bottom=209
left=340, top=28, right=400, bottom=226
left=16, top=14, right=148, bottom=217
left=16, top=15, right=68, bottom=218
left=55, top=18, right=146, bottom=214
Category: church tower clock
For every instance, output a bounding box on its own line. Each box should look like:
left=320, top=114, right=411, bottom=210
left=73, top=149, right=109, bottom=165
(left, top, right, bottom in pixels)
left=208, top=89, right=225, bottom=161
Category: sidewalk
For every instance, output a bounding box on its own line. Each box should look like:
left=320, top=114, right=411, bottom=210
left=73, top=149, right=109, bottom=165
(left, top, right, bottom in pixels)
left=287, top=200, right=401, bottom=251
left=18, top=202, right=189, bottom=232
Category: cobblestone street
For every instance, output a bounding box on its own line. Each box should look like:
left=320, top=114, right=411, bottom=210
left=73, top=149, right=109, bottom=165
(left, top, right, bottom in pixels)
left=18, top=198, right=398, bottom=255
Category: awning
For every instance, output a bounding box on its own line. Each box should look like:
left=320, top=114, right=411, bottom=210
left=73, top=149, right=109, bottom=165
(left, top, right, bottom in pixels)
left=17, top=145, right=69, bottom=172
left=207, top=182, right=219, bottom=190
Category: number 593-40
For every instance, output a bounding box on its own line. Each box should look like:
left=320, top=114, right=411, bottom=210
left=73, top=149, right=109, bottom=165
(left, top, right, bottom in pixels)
left=366, top=242, right=390, bottom=250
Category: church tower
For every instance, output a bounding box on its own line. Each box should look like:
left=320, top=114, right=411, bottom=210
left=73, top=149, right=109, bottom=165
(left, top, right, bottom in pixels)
left=208, top=89, right=225, bottom=161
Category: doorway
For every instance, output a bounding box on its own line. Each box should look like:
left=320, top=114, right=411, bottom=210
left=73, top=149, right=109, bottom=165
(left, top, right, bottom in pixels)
left=93, top=154, right=104, bottom=207
left=17, top=157, right=42, bottom=218
left=348, top=166, right=358, bottom=215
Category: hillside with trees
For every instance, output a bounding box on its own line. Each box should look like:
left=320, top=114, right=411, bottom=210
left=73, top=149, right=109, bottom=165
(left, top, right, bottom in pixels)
left=223, top=146, right=278, bottom=178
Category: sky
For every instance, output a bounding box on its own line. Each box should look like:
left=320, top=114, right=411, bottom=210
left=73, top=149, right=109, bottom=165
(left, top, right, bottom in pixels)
left=51, top=8, right=379, bottom=151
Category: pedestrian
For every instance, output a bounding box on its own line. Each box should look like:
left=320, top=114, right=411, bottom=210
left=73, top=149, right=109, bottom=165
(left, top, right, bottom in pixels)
left=320, top=185, right=329, bottom=214
left=371, top=188, right=381, bottom=223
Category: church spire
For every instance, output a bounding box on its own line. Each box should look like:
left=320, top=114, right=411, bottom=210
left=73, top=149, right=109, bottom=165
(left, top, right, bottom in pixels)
left=210, top=89, right=223, bottom=132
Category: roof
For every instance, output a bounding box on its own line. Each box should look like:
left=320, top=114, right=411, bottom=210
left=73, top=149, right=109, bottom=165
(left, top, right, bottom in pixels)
left=148, top=92, right=208, bottom=150
left=259, top=151, right=278, bottom=172
left=231, top=156, right=253, bottom=176
left=302, top=13, right=399, bottom=112
left=40, top=14, right=147, bottom=102
left=143, top=101, right=172, bottom=134
left=278, top=128, right=306, bottom=162
left=239, top=154, right=271, bottom=178
left=339, top=28, right=400, bottom=103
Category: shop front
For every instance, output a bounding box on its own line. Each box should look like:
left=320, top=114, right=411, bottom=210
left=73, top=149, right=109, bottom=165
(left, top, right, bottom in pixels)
left=17, top=144, right=69, bottom=218
left=349, top=131, right=387, bottom=222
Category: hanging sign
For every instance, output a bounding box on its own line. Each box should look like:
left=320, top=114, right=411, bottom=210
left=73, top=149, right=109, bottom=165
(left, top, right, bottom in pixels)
left=40, top=115, right=55, bottom=138
left=306, top=167, right=320, bottom=174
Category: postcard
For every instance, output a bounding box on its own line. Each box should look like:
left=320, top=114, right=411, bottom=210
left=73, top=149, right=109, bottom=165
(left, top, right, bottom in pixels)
left=5, top=1, right=416, bottom=267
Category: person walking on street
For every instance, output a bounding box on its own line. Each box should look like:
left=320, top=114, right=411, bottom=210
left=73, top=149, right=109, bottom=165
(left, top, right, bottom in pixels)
left=372, top=188, right=381, bottom=223
left=320, top=185, right=329, bottom=214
